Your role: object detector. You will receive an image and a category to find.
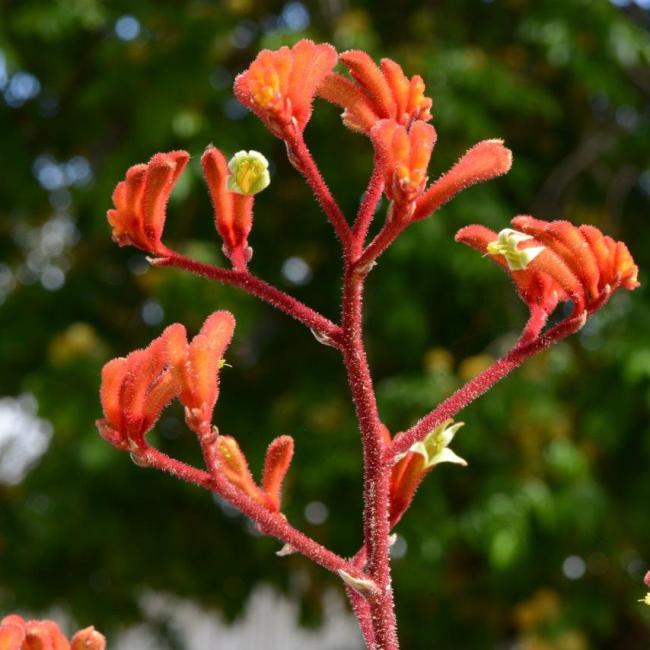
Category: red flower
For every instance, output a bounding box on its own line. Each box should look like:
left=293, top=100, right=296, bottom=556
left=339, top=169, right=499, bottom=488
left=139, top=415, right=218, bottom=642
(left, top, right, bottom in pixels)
left=108, top=150, right=189, bottom=255
left=318, top=50, right=432, bottom=133
left=201, top=147, right=257, bottom=270
left=98, top=312, right=237, bottom=449
left=412, top=139, right=512, bottom=221
left=234, top=39, right=337, bottom=138
left=70, top=628, right=105, bottom=650
left=97, top=326, right=179, bottom=451
left=456, top=217, right=639, bottom=331
left=0, top=615, right=72, bottom=650
left=165, top=311, right=236, bottom=431
left=370, top=119, right=437, bottom=211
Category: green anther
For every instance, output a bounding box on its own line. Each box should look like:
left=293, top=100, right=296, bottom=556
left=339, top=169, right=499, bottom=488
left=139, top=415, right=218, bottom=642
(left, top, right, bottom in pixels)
left=486, top=228, right=545, bottom=271
left=227, top=150, right=271, bottom=195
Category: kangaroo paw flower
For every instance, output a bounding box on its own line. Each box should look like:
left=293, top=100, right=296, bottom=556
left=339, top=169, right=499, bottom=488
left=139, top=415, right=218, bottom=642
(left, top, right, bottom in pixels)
left=319, top=50, right=432, bottom=133
left=97, top=325, right=179, bottom=451
left=370, top=119, right=437, bottom=219
left=456, top=218, right=639, bottom=329
left=107, top=150, right=189, bottom=255
left=0, top=615, right=79, bottom=650
left=414, top=139, right=512, bottom=220
left=202, top=146, right=270, bottom=270
left=165, top=311, right=236, bottom=432
left=389, top=420, right=465, bottom=527
left=70, top=627, right=106, bottom=650
left=234, top=39, right=337, bottom=139
left=262, top=435, right=295, bottom=511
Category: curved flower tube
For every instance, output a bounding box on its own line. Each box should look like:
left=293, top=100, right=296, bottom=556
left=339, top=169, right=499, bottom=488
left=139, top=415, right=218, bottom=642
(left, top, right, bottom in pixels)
left=107, top=150, right=189, bottom=255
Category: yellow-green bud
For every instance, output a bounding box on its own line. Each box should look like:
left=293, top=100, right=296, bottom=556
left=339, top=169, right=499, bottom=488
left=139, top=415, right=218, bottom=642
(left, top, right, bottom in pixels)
left=486, top=228, right=545, bottom=271
left=227, top=150, right=270, bottom=195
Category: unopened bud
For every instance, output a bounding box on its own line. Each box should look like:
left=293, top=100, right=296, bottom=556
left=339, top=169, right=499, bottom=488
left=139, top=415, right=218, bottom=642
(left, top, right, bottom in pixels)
left=71, top=626, right=107, bottom=650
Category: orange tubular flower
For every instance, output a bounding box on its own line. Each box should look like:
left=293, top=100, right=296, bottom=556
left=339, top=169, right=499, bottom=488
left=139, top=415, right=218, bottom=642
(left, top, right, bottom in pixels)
left=70, top=628, right=105, bottom=650
left=107, top=150, right=189, bottom=255
left=97, top=326, right=178, bottom=451
left=370, top=119, right=437, bottom=212
left=201, top=147, right=254, bottom=270
left=262, top=435, right=294, bottom=511
left=234, top=39, right=338, bottom=138
left=456, top=217, right=639, bottom=332
left=165, top=311, right=236, bottom=431
left=0, top=615, right=71, bottom=650
left=318, top=50, right=433, bottom=133
left=412, top=139, right=512, bottom=221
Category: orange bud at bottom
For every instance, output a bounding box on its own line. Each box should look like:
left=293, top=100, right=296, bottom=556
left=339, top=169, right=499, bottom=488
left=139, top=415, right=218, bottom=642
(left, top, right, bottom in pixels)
left=70, top=627, right=106, bottom=650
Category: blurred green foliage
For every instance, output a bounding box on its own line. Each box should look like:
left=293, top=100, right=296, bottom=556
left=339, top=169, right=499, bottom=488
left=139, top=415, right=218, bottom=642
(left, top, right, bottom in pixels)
left=1, top=0, right=650, bottom=647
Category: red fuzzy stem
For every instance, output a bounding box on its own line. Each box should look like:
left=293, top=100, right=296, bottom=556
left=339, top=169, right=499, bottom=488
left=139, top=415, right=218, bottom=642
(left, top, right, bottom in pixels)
left=345, top=546, right=375, bottom=647
left=285, top=133, right=353, bottom=251
left=353, top=158, right=385, bottom=255
left=341, top=267, right=399, bottom=649
left=356, top=216, right=407, bottom=272
left=154, top=252, right=343, bottom=347
left=389, top=313, right=586, bottom=462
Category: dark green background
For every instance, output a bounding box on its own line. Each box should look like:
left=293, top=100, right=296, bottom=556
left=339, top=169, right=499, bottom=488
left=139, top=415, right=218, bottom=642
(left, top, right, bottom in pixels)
left=1, top=0, right=650, bottom=647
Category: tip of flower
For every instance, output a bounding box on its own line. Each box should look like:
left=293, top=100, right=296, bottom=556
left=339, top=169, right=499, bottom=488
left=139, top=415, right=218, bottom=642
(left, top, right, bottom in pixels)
left=227, top=150, right=271, bottom=195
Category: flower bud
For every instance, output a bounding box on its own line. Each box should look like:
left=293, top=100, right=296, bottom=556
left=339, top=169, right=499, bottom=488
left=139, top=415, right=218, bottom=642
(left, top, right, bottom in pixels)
left=70, top=627, right=106, bottom=650
left=262, top=435, right=294, bottom=511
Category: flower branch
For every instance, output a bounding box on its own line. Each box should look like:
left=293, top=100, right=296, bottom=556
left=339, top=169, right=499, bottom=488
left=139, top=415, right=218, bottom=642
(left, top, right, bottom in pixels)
left=152, top=252, right=343, bottom=348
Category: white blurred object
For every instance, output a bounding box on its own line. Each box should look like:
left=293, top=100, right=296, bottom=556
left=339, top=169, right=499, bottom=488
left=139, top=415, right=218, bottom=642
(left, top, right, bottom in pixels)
left=0, top=394, right=53, bottom=485
left=113, top=586, right=363, bottom=650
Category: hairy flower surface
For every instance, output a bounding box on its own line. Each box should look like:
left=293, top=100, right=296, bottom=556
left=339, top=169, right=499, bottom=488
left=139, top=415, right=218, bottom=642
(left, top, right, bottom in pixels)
left=217, top=434, right=294, bottom=511
left=0, top=616, right=105, bottom=650
left=107, top=150, right=189, bottom=254
left=318, top=50, right=432, bottom=133
left=202, top=146, right=265, bottom=270
left=97, top=326, right=178, bottom=450
left=412, top=139, right=512, bottom=221
left=234, top=39, right=337, bottom=138
left=98, top=312, right=236, bottom=448
left=165, top=311, right=236, bottom=430
left=371, top=119, right=437, bottom=207
left=456, top=217, right=639, bottom=322
left=389, top=420, right=465, bottom=527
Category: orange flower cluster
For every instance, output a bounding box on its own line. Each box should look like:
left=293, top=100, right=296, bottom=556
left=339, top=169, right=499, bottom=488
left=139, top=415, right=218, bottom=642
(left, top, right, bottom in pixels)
left=97, top=311, right=235, bottom=450
left=318, top=50, right=433, bottom=133
left=97, top=313, right=295, bottom=509
left=234, top=39, right=337, bottom=138
left=107, top=150, right=189, bottom=255
left=0, top=615, right=104, bottom=650
left=456, top=216, right=639, bottom=321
